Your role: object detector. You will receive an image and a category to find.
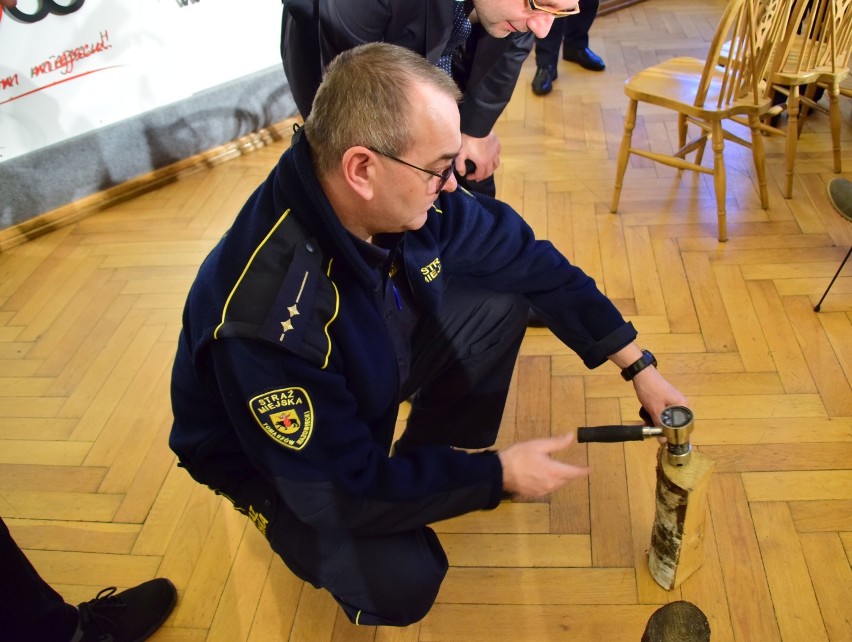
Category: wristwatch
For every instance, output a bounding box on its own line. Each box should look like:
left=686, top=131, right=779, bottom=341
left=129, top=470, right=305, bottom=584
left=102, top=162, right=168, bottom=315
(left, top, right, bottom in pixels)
left=621, top=349, right=657, bottom=381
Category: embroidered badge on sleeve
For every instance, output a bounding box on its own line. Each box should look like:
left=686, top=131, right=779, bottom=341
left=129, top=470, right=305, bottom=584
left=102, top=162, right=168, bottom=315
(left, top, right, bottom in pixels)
left=249, top=387, right=314, bottom=450
left=420, top=257, right=442, bottom=283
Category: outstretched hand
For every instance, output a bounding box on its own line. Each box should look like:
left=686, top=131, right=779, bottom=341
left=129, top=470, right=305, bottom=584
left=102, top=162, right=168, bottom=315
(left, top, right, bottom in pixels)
left=497, top=433, right=589, bottom=499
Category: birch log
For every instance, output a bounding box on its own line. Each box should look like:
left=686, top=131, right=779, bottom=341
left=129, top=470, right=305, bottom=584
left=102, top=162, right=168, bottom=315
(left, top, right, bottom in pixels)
left=648, top=445, right=715, bottom=590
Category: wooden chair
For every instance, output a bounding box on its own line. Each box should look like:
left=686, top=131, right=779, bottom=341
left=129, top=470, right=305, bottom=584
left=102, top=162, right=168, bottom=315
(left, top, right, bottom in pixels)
left=764, top=0, right=852, bottom=198
left=610, top=0, right=793, bottom=241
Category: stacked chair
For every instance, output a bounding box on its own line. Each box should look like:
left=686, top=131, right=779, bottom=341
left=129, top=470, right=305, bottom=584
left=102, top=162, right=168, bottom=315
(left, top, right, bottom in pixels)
left=763, top=0, right=852, bottom=198
left=611, top=0, right=793, bottom=241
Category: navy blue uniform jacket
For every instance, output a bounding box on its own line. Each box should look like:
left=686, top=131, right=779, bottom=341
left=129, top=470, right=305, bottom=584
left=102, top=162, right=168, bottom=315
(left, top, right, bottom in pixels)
left=169, top=131, right=637, bottom=537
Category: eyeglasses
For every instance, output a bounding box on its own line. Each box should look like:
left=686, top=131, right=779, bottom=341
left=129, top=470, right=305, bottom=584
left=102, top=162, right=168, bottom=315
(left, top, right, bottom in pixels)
left=527, top=0, right=580, bottom=17
left=368, top=147, right=456, bottom=194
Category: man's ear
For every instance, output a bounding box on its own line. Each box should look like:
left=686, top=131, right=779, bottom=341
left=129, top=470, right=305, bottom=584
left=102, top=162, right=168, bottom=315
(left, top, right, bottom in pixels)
left=341, top=147, right=376, bottom=201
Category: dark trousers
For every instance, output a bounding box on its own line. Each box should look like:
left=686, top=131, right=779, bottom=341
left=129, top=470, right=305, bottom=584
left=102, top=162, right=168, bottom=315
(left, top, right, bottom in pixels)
left=534, top=0, right=600, bottom=67
left=0, top=517, right=79, bottom=642
left=455, top=169, right=497, bottom=199
left=221, top=283, right=527, bottom=627
left=401, top=281, right=527, bottom=449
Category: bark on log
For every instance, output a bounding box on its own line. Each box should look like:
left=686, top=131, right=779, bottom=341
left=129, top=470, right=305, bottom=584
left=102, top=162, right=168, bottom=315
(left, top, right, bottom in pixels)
left=647, top=445, right=715, bottom=590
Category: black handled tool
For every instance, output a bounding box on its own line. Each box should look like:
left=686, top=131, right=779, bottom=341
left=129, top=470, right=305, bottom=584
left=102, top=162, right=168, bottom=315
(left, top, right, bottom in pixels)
left=577, top=405, right=695, bottom=466
left=577, top=424, right=662, bottom=443
left=577, top=406, right=659, bottom=442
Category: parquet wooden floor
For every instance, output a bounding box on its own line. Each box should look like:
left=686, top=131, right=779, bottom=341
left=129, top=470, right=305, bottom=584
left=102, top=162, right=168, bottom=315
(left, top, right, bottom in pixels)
left=1, top=0, right=851, bottom=640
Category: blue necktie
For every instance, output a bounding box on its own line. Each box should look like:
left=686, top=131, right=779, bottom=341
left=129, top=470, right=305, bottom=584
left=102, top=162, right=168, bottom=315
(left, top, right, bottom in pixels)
left=437, top=0, right=471, bottom=75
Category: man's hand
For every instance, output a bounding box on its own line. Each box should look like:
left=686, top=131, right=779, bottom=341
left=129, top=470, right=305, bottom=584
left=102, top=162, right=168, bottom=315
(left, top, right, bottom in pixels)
left=632, top=366, right=689, bottom=429
left=1, top=0, right=17, bottom=8
left=456, top=132, right=501, bottom=182
left=608, top=343, right=689, bottom=431
left=497, top=433, right=589, bottom=499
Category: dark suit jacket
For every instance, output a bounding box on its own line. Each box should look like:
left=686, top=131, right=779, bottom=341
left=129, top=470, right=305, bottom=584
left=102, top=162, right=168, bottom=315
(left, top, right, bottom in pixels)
left=281, top=0, right=532, bottom=138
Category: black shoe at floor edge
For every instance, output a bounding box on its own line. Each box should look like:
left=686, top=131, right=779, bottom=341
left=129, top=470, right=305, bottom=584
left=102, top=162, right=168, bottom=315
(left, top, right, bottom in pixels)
left=562, top=47, right=606, bottom=72
left=531, top=65, right=558, bottom=95
left=77, top=578, right=177, bottom=642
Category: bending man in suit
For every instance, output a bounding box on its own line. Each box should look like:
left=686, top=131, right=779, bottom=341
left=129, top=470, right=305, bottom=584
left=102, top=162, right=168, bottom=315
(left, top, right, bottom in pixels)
left=281, top=0, right=581, bottom=197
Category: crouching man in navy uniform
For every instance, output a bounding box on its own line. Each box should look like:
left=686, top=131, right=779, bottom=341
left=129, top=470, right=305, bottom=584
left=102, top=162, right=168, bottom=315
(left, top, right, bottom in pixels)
left=169, top=42, right=688, bottom=628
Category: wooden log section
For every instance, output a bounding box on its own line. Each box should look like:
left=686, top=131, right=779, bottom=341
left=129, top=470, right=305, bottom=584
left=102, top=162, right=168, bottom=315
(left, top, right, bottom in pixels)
left=641, top=601, right=711, bottom=642
left=648, top=445, right=715, bottom=590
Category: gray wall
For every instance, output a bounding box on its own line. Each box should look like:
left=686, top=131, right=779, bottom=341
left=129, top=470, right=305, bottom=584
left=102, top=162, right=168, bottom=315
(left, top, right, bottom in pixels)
left=0, top=65, right=296, bottom=230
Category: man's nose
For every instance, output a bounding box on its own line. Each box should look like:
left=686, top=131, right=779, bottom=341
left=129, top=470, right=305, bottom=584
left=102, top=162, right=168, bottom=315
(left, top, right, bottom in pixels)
left=528, top=14, right=556, bottom=39
left=442, top=171, right=459, bottom=193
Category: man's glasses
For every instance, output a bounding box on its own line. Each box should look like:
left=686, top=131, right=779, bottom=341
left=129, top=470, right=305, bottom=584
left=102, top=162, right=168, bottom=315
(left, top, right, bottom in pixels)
left=527, top=0, right=580, bottom=17
left=368, top=147, right=455, bottom=194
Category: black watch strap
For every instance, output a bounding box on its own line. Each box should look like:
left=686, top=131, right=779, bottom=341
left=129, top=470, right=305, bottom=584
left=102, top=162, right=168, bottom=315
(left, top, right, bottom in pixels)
left=621, top=349, right=657, bottom=381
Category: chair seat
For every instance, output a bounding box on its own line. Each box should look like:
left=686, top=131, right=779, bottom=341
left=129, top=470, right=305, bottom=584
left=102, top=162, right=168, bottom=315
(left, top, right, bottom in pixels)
left=625, top=57, right=774, bottom=120
left=774, top=39, right=851, bottom=84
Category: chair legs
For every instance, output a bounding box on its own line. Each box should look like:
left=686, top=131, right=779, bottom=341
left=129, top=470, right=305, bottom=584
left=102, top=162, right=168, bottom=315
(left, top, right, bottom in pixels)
left=783, top=82, right=843, bottom=200
left=784, top=85, right=801, bottom=199
left=711, top=120, right=728, bottom=242
left=813, top=246, right=852, bottom=311
left=749, top=114, right=769, bottom=210
left=611, top=99, right=637, bottom=214
left=677, top=113, right=688, bottom=175
left=612, top=102, right=730, bottom=241
left=828, top=82, right=842, bottom=174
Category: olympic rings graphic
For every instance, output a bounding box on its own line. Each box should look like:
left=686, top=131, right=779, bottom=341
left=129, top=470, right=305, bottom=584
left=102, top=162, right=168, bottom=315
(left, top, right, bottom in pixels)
left=5, top=0, right=86, bottom=24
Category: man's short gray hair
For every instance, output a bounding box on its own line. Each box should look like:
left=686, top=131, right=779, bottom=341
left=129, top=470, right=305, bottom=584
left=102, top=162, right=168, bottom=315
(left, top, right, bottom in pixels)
left=303, top=42, right=462, bottom=175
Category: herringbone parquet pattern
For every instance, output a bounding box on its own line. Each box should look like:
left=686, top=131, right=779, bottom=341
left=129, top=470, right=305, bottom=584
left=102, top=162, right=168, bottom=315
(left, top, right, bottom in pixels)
left=1, top=1, right=850, bottom=640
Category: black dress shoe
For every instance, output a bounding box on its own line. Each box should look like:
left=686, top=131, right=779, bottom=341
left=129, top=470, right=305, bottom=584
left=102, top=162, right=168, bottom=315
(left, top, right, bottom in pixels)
left=531, top=65, right=557, bottom=95
left=562, top=47, right=606, bottom=72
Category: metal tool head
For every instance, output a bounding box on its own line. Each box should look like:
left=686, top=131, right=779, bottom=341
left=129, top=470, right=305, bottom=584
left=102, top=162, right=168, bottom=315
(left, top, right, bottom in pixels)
left=659, top=405, right=694, bottom=466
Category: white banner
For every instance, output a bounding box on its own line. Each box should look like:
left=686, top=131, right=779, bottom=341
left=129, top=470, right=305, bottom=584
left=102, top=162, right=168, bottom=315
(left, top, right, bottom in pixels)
left=0, top=0, right=283, bottom=163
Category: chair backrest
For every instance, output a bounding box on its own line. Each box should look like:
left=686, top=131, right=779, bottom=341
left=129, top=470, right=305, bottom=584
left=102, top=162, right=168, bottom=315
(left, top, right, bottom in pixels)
left=697, top=0, right=794, bottom=108
left=771, top=0, right=852, bottom=77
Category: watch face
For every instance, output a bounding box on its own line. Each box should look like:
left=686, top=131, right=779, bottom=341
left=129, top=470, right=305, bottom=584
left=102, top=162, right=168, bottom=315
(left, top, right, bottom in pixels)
left=660, top=405, right=693, bottom=428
